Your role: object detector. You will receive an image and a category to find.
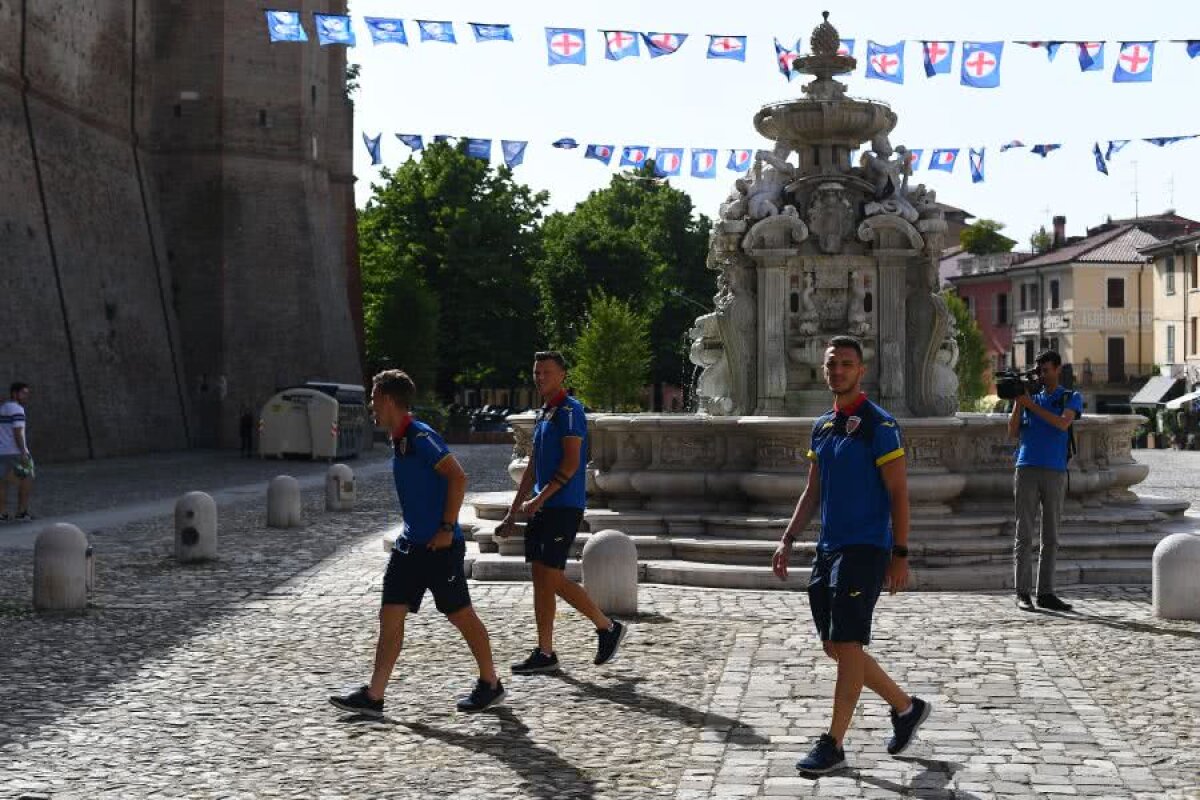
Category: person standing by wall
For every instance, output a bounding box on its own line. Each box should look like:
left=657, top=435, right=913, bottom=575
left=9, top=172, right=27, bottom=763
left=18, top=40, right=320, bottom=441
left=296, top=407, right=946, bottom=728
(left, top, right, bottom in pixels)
left=0, top=383, right=35, bottom=522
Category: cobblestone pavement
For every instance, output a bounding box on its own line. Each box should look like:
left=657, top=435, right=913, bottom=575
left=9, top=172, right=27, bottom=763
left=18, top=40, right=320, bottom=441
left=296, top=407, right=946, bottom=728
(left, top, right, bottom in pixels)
left=2, top=463, right=1199, bottom=799
left=1131, top=450, right=1200, bottom=503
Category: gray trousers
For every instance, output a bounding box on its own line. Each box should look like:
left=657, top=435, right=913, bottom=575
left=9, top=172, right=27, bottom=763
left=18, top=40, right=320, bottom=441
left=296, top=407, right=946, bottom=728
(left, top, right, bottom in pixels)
left=1013, top=467, right=1067, bottom=595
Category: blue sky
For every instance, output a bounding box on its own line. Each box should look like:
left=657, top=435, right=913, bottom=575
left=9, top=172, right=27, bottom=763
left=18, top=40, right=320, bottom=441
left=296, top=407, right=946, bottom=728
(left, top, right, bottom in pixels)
left=348, top=0, right=1199, bottom=248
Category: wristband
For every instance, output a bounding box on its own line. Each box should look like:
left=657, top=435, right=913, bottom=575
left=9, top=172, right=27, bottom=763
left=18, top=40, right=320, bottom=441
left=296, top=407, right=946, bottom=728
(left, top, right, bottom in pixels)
left=438, top=522, right=455, bottom=532
left=891, top=545, right=908, bottom=558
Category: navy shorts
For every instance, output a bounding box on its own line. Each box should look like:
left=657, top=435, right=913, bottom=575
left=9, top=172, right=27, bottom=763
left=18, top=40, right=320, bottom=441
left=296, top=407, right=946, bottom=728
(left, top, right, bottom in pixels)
left=524, top=507, right=583, bottom=570
left=381, top=538, right=471, bottom=615
left=807, top=545, right=890, bottom=645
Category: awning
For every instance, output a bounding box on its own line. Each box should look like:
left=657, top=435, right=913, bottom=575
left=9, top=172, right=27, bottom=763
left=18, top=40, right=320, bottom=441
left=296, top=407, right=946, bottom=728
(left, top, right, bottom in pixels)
left=1165, top=390, right=1200, bottom=411
left=1130, top=376, right=1185, bottom=407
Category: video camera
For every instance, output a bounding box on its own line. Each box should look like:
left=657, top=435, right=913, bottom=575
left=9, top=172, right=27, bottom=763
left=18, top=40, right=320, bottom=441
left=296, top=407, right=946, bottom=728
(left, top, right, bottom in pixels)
left=994, top=368, right=1041, bottom=400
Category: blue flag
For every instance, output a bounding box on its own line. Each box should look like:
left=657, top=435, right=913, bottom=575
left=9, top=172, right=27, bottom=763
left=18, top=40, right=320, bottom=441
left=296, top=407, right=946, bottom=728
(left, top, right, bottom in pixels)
left=691, top=149, right=718, bottom=179
left=501, top=140, right=527, bottom=168
left=838, top=39, right=855, bottom=57
left=314, top=14, right=355, bottom=47
left=1000, top=140, right=1025, bottom=152
left=552, top=138, right=579, bottom=150
left=961, top=41, right=1003, bottom=88
left=1106, top=140, right=1129, bottom=160
left=774, top=38, right=797, bottom=80
left=396, top=134, right=424, bottom=152
left=1078, top=41, right=1104, bottom=71
left=644, top=33, right=687, bottom=58
left=546, top=28, right=587, bottom=65
left=621, top=146, right=649, bottom=168
left=585, top=144, right=615, bottom=165
left=417, top=21, right=456, bottom=44
left=905, top=148, right=923, bottom=170
left=1145, top=135, right=1195, bottom=147
left=1045, top=42, right=1062, bottom=61
left=603, top=31, right=640, bottom=60
left=707, top=35, right=747, bottom=61
left=470, top=23, right=513, bottom=43
left=465, top=138, right=492, bottom=161
left=1094, top=143, right=1109, bottom=175
left=921, top=41, right=954, bottom=77
left=929, top=149, right=959, bottom=172
left=1030, top=144, right=1062, bottom=157
left=266, top=11, right=307, bottom=43
left=1188, top=41, right=1200, bottom=59
left=362, top=132, right=382, bottom=166
left=1113, top=41, right=1155, bottom=82
left=365, top=18, right=408, bottom=46
left=865, top=41, right=905, bottom=83
left=969, top=148, right=985, bottom=183
left=654, top=148, right=684, bottom=177
left=728, top=149, right=753, bottom=172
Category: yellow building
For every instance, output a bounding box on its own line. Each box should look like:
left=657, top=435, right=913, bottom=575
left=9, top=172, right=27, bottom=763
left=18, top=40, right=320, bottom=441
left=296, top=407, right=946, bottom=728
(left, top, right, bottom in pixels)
left=1139, top=231, right=1200, bottom=392
left=1008, top=218, right=1160, bottom=411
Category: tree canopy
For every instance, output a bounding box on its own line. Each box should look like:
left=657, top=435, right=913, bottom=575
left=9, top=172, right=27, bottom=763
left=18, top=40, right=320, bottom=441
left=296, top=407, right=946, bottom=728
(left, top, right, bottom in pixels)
left=570, top=293, right=652, bottom=412
left=943, top=289, right=989, bottom=410
left=959, top=219, right=1016, bottom=255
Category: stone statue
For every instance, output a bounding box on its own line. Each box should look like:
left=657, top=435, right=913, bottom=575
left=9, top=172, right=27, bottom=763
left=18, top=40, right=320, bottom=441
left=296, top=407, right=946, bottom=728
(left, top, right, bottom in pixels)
left=807, top=182, right=856, bottom=254
left=720, top=182, right=748, bottom=221
left=861, top=134, right=919, bottom=223
left=746, top=146, right=797, bottom=220
left=744, top=207, right=809, bottom=252
left=689, top=313, right=734, bottom=415
left=847, top=270, right=871, bottom=337
left=798, top=272, right=819, bottom=335
left=718, top=260, right=757, bottom=413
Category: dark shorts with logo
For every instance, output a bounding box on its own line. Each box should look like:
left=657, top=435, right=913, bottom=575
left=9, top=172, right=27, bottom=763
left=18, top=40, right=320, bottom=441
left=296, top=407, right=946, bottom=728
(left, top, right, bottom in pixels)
left=381, top=537, right=470, bottom=614
left=524, top=507, right=584, bottom=570
left=808, top=544, right=890, bottom=645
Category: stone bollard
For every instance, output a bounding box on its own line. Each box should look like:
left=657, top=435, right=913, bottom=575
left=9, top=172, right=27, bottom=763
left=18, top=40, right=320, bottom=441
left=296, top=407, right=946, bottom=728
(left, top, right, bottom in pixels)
left=33, top=523, right=90, bottom=611
left=267, top=475, right=302, bottom=528
left=326, top=464, right=356, bottom=511
left=175, top=491, right=218, bottom=562
left=581, top=529, right=639, bottom=616
left=1153, top=533, right=1200, bottom=621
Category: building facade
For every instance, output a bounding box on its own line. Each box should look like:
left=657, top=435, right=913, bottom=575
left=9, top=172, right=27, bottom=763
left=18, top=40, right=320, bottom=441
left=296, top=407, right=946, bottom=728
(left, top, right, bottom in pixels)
left=1140, top=232, right=1200, bottom=391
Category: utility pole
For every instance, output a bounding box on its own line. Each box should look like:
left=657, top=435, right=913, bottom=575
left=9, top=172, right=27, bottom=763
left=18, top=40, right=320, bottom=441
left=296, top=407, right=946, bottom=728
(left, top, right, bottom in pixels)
left=1131, top=160, right=1140, bottom=218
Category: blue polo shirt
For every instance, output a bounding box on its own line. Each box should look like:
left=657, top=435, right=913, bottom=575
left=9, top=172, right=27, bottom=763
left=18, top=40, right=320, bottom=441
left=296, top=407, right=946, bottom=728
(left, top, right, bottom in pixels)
left=1016, top=386, right=1083, bottom=472
left=806, top=395, right=904, bottom=552
left=533, top=392, right=588, bottom=510
left=391, top=416, right=463, bottom=546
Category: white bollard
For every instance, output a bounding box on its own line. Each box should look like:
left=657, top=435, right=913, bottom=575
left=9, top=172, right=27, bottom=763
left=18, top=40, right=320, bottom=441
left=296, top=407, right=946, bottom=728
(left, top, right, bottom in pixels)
left=33, top=523, right=90, bottom=611
left=267, top=475, right=302, bottom=528
left=1153, top=533, right=1200, bottom=621
left=325, top=464, right=356, bottom=511
left=581, top=529, right=639, bottom=616
left=175, top=491, right=218, bottom=562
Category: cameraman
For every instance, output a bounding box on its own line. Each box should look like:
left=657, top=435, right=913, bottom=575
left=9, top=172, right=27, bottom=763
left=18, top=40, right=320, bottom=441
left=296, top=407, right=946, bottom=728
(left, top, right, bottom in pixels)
left=1006, top=350, right=1082, bottom=613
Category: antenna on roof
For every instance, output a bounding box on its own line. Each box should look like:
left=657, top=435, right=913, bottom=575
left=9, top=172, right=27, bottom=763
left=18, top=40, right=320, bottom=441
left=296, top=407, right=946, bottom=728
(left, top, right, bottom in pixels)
left=1131, top=160, right=1140, bottom=219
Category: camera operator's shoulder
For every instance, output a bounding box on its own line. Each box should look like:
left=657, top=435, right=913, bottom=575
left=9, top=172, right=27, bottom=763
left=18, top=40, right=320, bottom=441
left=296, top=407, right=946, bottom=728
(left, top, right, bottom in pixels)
left=866, top=400, right=900, bottom=428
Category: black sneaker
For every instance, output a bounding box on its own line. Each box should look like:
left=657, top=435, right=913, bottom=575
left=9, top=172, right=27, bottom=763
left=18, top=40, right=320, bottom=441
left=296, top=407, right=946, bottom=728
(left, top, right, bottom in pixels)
left=14, top=511, right=34, bottom=522
left=796, top=733, right=846, bottom=775
left=0, top=514, right=10, bottom=523
left=510, top=648, right=560, bottom=675
left=887, top=696, right=932, bottom=756
left=456, top=679, right=506, bottom=713
left=1037, top=593, right=1073, bottom=612
left=1016, top=593, right=1035, bottom=612
left=594, top=620, right=627, bottom=666
left=329, top=686, right=384, bottom=718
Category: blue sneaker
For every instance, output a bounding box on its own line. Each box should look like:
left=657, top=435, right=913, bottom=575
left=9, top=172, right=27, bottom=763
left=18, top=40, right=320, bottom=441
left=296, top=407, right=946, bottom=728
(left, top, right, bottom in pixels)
left=887, top=696, right=931, bottom=756
left=796, top=733, right=846, bottom=775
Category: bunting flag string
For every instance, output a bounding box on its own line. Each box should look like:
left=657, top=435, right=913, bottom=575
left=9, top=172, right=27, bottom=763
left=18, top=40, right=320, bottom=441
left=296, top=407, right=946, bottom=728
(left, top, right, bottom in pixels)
left=264, top=12, right=1200, bottom=87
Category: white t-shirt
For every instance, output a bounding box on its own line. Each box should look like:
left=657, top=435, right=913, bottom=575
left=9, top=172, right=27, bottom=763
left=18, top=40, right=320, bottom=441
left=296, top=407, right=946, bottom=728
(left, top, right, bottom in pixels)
left=0, top=401, right=27, bottom=455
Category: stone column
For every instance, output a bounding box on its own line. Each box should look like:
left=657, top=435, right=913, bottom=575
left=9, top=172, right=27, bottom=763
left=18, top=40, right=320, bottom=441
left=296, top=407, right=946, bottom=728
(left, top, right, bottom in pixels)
left=876, top=257, right=910, bottom=414
left=756, top=258, right=788, bottom=414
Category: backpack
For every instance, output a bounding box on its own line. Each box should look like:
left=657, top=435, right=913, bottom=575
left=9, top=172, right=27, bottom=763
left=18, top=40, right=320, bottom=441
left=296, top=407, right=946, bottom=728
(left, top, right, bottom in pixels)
left=1052, top=390, right=1081, bottom=462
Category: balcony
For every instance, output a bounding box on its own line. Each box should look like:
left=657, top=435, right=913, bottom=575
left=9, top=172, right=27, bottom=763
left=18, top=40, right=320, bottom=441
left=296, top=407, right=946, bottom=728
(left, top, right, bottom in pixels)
left=959, top=253, right=1020, bottom=276
left=1070, top=363, right=1154, bottom=387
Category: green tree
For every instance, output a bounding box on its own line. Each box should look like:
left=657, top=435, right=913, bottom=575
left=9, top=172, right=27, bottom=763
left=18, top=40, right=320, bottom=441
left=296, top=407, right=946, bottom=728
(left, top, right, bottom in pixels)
left=533, top=163, right=711, bottom=408
left=570, top=293, right=652, bottom=412
left=943, top=289, right=989, bottom=410
left=358, top=142, right=548, bottom=400
left=959, top=219, right=1016, bottom=255
left=1030, top=225, right=1053, bottom=254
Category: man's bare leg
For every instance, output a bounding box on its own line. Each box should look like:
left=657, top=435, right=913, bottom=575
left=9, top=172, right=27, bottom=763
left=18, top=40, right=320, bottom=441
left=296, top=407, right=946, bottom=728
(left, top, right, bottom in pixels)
left=368, top=605, right=409, bottom=699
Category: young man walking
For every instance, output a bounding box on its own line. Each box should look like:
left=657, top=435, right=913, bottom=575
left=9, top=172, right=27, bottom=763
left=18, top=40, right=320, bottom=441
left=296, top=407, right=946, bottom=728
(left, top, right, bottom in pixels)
left=330, top=370, right=504, bottom=717
left=0, top=382, right=35, bottom=522
left=772, top=337, right=930, bottom=775
left=1007, top=350, right=1081, bottom=612
left=498, top=351, right=627, bottom=674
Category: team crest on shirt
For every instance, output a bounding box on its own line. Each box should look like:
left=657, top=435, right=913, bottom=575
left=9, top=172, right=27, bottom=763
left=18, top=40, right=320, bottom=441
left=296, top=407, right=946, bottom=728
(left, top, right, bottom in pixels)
left=846, top=416, right=862, bottom=435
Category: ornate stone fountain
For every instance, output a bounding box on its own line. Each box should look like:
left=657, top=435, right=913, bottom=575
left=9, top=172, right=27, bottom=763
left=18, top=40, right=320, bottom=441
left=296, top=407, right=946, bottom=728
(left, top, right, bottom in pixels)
left=468, top=14, right=1191, bottom=590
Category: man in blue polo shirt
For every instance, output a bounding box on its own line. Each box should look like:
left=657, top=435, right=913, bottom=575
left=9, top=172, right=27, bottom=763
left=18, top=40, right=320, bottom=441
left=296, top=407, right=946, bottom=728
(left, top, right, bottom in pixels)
left=330, top=369, right=505, bottom=717
left=772, top=336, right=930, bottom=775
left=1008, top=349, right=1082, bottom=613
left=498, top=351, right=627, bottom=674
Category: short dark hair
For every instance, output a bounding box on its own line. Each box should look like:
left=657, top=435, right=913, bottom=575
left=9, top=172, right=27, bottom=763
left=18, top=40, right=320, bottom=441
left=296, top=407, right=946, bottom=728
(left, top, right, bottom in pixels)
left=534, top=351, right=568, bottom=370
left=1035, top=350, right=1062, bottom=367
left=371, top=369, right=416, bottom=408
left=9, top=382, right=28, bottom=398
left=826, top=336, right=864, bottom=362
